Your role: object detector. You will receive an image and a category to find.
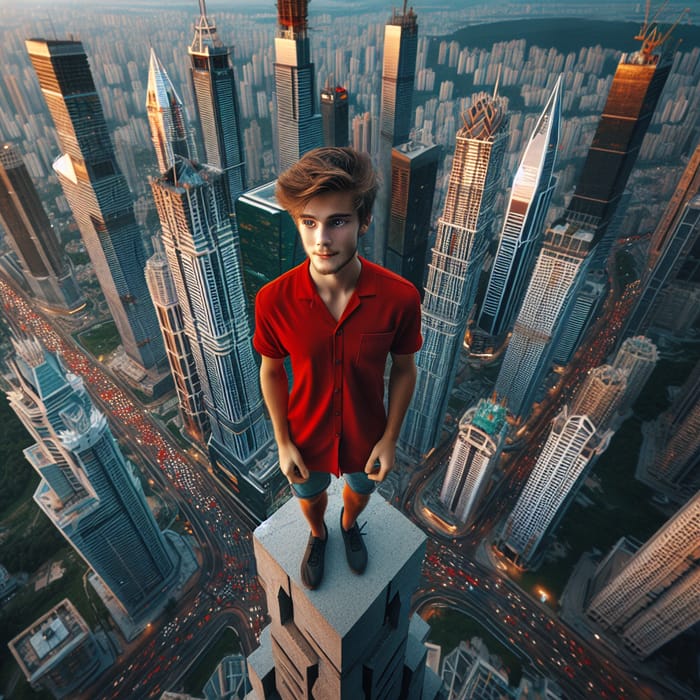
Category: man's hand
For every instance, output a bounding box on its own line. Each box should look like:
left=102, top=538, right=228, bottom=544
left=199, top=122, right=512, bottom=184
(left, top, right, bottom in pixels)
left=364, top=435, right=397, bottom=482
left=278, top=441, right=309, bottom=484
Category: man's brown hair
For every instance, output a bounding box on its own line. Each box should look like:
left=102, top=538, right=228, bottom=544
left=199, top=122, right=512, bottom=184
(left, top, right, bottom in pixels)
left=276, top=147, right=378, bottom=225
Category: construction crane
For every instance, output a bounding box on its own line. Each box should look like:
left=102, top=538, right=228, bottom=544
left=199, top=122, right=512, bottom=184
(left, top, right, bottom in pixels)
left=634, top=0, right=690, bottom=60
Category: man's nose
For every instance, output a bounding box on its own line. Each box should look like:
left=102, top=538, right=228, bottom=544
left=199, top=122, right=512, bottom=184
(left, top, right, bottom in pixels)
left=315, top=224, right=331, bottom=246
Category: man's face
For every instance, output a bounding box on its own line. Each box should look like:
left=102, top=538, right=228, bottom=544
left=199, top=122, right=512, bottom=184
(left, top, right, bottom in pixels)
left=296, top=191, right=367, bottom=277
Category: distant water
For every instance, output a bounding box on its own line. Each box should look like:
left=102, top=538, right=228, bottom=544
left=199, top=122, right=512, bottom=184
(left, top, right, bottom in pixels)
left=440, top=18, right=700, bottom=54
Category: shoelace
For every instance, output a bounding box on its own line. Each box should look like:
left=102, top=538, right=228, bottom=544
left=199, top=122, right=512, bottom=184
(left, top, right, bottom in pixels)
left=348, top=521, right=366, bottom=551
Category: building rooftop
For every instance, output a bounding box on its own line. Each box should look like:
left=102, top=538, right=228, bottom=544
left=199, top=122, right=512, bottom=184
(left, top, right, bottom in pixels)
left=471, top=399, right=507, bottom=436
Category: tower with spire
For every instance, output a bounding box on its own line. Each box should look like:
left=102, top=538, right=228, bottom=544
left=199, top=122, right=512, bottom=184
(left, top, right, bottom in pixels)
left=189, top=0, right=246, bottom=207
left=147, top=48, right=193, bottom=174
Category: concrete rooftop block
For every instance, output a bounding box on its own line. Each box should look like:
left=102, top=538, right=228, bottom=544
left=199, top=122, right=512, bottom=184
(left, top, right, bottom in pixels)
left=253, top=478, right=427, bottom=674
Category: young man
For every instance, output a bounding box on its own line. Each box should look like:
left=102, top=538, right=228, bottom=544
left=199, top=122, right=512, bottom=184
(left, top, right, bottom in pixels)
left=253, top=147, right=422, bottom=590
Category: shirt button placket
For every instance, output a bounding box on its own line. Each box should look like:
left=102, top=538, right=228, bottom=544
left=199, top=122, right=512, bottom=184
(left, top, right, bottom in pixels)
left=334, top=327, right=343, bottom=441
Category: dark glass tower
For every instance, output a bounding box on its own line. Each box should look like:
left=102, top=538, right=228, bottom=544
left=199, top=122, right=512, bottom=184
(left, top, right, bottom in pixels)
left=0, top=143, right=84, bottom=313
left=386, top=140, right=440, bottom=293
left=189, top=0, right=246, bottom=206
left=320, top=84, right=349, bottom=148
left=273, top=0, right=323, bottom=173
left=235, top=180, right=304, bottom=311
left=26, top=39, right=166, bottom=372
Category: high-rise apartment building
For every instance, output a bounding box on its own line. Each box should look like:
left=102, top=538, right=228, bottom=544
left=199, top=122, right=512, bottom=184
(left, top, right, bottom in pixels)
left=273, top=0, right=323, bottom=173
left=26, top=39, right=166, bottom=372
left=235, top=180, right=303, bottom=310
left=0, top=143, right=84, bottom=314
left=439, top=399, right=508, bottom=525
left=352, top=111, right=373, bottom=154
left=374, top=1, right=419, bottom=264
left=499, top=407, right=612, bottom=568
left=320, top=84, right=349, bottom=148
left=477, top=76, right=562, bottom=340
left=400, top=94, right=508, bottom=456
left=189, top=0, right=246, bottom=205
left=6, top=338, right=179, bottom=622
left=145, top=249, right=208, bottom=442
left=570, top=364, right=627, bottom=429
left=494, top=222, right=593, bottom=417
left=386, top=140, right=440, bottom=292
left=587, top=491, right=700, bottom=658
left=151, top=159, right=283, bottom=521
left=612, top=335, right=658, bottom=411
left=146, top=48, right=192, bottom=174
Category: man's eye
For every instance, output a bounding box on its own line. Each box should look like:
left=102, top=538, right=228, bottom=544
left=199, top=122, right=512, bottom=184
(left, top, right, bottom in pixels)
left=301, top=219, right=316, bottom=228
left=333, top=218, right=348, bottom=227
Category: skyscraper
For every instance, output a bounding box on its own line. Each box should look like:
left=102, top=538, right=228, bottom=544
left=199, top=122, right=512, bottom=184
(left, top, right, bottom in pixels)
left=374, top=1, right=419, bottom=263
left=499, top=407, right=612, bottom=568
left=494, top=221, right=593, bottom=417
left=151, top=159, right=283, bottom=521
left=587, top=491, right=700, bottom=658
left=273, top=0, right=323, bottom=173
left=439, top=399, right=507, bottom=525
left=145, top=249, right=208, bottom=442
left=624, top=193, right=700, bottom=339
left=612, top=335, right=658, bottom=412
left=146, top=48, right=192, bottom=174
left=6, top=338, right=178, bottom=622
left=320, top=84, right=349, bottom=148
left=189, top=0, right=246, bottom=204
left=495, top=29, right=672, bottom=414
left=26, top=39, right=166, bottom=373
left=386, top=140, right=440, bottom=292
left=477, top=77, right=562, bottom=340
left=235, top=180, right=303, bottom=310
left=0, top=143, right=84, bottom=314
left=400, top=94, right=508, bottom=456
left=379, top=1, right=419, bottom=148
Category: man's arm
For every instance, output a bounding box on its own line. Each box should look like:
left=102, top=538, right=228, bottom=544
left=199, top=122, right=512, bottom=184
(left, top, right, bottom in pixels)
left=364, top=352, right=417, bottom=482
left=259, top=355, right=309, bottom=483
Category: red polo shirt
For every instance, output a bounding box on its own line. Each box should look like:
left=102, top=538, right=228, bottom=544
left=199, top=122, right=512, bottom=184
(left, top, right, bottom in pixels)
left=253, top=257, right=422, bottom=476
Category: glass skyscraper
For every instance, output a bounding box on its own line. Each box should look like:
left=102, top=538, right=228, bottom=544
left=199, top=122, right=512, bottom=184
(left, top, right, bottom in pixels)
left=273, top=0, right=323, bottom=173
left=151, top=158, right=283, bottom=521
left=26, top=39, right=166, bottom=372
left=189, top=0, right=246, bottom=206
left=6, top=338, right=178, bottom=620
left=477, top=76, right=562, bottom=340
left=0, top=143, right=84, bottom=314
left=400, top=94, right=508, bottom=457
left=386, top=140, right=440, bottom=293
left=320, top=84, right=349, bottom=148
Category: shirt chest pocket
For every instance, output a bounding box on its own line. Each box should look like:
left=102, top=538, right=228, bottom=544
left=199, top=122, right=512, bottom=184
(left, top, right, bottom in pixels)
left=356, top=331, right=394, bottom=366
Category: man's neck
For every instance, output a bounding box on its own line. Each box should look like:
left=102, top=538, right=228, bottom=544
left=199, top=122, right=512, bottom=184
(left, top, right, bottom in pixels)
left=310, top=255, right=362, bottom=297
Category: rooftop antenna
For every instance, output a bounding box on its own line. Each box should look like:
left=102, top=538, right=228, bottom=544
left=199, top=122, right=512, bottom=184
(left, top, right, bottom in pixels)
left=493, top=65, right=502, bottom=99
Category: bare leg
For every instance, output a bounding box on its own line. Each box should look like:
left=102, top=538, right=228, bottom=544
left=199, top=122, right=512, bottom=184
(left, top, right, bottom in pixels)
left=341, top=482, right=370, bottom=531
left=298, top=490, right=328, bottom=539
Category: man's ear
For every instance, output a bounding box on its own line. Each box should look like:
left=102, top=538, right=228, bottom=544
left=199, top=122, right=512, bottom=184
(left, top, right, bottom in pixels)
left=359, top=215, right=372, bottom=234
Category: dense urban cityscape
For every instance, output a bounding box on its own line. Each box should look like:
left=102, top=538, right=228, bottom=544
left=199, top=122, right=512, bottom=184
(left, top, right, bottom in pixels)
left=0, top=0, right=698, bottom=698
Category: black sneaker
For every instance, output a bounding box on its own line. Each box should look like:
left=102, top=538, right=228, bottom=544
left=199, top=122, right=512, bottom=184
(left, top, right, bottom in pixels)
left=340, top=508, right=367, bottom=574
left=300, top=523, right=327, bottom=590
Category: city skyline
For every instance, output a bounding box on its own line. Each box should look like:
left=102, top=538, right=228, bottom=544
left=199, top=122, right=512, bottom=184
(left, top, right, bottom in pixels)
left=0, top=2, right=698, bottom=699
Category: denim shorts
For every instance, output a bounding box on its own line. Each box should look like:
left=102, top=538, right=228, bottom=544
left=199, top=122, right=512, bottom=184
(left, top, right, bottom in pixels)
left=290, top=470, right=376, bottom=499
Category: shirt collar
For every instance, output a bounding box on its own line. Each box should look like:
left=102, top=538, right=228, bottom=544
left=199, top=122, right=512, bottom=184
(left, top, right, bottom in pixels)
left=295, top=256, right=377, bottom=299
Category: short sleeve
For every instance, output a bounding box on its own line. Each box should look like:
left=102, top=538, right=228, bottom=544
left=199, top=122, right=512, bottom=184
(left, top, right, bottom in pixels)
left=391, top=284, right=422, bottom=355
left=253, top=286, right=289, bottom=359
